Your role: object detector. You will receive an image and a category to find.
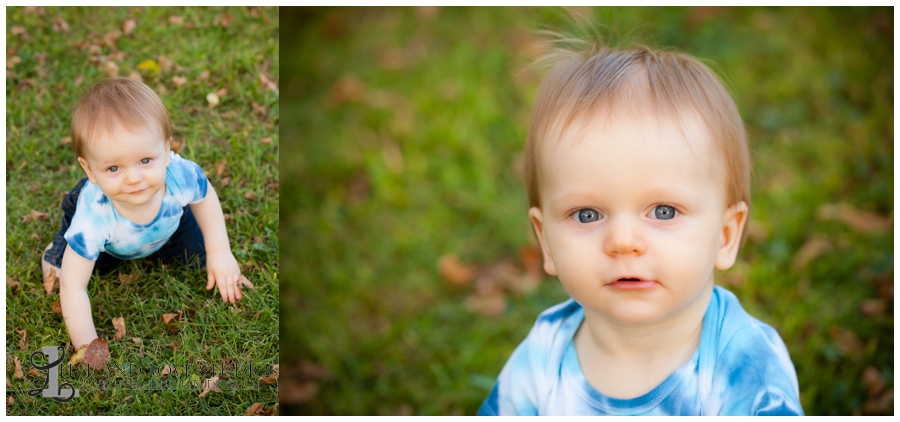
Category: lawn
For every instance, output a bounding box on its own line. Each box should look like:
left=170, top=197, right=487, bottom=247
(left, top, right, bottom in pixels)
left=6, top=6, right=279, bottom=415
left=279, top=7, right=893, bottom=415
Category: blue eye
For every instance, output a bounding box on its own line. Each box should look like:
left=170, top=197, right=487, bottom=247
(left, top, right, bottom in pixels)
left=576, top=209, right=600, bottom=223
left=107, top=166, right=119, bottom=173
left=140, top=158, right=151, bottom=164
left=654, top=205, right=677, bottom=220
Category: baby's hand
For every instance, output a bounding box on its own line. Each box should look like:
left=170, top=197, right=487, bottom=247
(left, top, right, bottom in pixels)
left=205, top=250, right=248, bottom=304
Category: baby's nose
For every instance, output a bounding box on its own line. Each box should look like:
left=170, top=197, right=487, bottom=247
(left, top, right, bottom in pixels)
left=603, top=217, right=647, bottom=257
left=124, top=167, right=143, bottom=183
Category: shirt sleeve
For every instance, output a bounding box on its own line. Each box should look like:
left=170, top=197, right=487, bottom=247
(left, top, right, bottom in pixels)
left=63, top=192, right=110, bottom=261
left=167, top=152, right=209, bottom=206
left=478, top=335, right=542, bottom=416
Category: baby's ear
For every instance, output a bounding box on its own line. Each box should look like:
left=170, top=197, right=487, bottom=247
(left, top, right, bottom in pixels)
left=529, top=207, right=557, bottom=276
left=77, top=156, right=97, bottom=185
left=715, top=201, right=749, bottom=270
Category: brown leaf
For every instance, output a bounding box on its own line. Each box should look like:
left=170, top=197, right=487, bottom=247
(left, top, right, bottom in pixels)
left=262, top=404, right=278, bottom=416
left=83, top=338, right=109, bottom=370
left=127, top=71, right=142, bottom=82
left=244, top=190, right=258, bottom=201
left=60, top=137, right=72, bottom=146
left=828, top=326, right=863, bottom=356
left=161, top=364, right=174, bottom=377
left=14, top=357, right=24, bottom=378
left=161, top=313, right=180, bottom=324
left=863, top=388, right=894, bottom=415
left=6, top=396, right=11, bottom=407
left=52, top=16, right=70, bottom=32
left=166, top=339, right=178, bottom=351
left=280, top=379, right=318, bottom=404
left=52, top=301, right=62, bottom=314
left=44, top=268, right=59, bottom=296
left=252, top=102, right=267, bottom=116
left=169, top=15, right=184, bottom=25
left=124, top=396, right=133, bottom=403
left=172, top=76, right=187, bottom=88
left=215, top=160, right=227, bottom=177
left=246, top=403, right=265, bottom=415
left=158, top=56, right=173, bottom=73
left=170, top=138, right=185, bottom=153
left=75, top=75, right=84, bottom=86
left=16, top=329, right=27, bottom=350
left=863, top=366, right=886, bottom=398
left=118, top=273, right=137, bottom=289
left=198, top=70, right=210, bottom=80
left=261, top=137, right=273, bottom=145
left=818, top=203, right=892, bottom=234
left=465, top=291, right=507, bottom=317
left=259, top=375, right=277, bottom=385
left=328, top=76, right=366, bottom=106
left=22, top=209, right=50, bottom=222
left=28, top=368, right=40, bottom=377
left=438, top=255, right=475, bottom=286
left=10, top=25, right=26, bottom=36
left=6, top=378, right=11, bottom=388
left=69, top=346, right=86, bottom=365
left=6, top=55, right=21, bottom=69
left=123, top=18, right=136, bottom=34
left=112, top=316, right=126, bottom=341
left=259, top=73, right=278, bottom=92
left=7, top=278, right=20, bottom=294
left=220, top=177, right=232, bottom=187
left=860, top=298, right=887, bottom=317
left=220, top=13, right=234, bottom=27
left=215, top=88, right=228, bottom=98
left=792, top=236, right=832, bottom=272
left=199, top=375, right=222, bottom=398
left=223, top=213, right=232, bottom=222
left=104, top=61, right=120, bottom=78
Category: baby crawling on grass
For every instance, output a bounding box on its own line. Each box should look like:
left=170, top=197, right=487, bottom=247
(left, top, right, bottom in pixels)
left=42, top=78, right=248, bottom=351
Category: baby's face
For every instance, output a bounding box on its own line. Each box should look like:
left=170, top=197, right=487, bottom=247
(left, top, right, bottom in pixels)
left=530, top=112, right=746, bottom=327
left=77, top=122, right=170, bottom=210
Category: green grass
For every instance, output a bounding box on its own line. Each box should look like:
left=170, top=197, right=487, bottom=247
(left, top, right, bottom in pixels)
left=280, top=6, right=892, bottom=416
left=6, top=6, right=279, bottom=415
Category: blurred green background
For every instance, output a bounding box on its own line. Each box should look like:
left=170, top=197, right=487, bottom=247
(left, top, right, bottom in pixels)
left=279, top=7, right=893, bottom=415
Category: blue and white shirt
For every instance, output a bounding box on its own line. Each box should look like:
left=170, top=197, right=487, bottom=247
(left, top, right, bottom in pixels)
left=65, top=152, right=208, bottom=261
left=478, top=286, right=803, bottom=416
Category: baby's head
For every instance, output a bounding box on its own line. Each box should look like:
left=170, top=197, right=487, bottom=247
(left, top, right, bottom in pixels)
left=71, top=78, right=173, bottom=161
left=525, top=42, right=751, bottom=325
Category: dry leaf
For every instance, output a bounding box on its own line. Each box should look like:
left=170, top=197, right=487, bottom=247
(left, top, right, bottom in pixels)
left=792, top=236, right=832, bottom=271
left=123, top=18, right=136, bottom=34
left=126, top=71, right=142, bottom=82
left=23, top=209, right=50, bottom=222
left=198, top=70, right=210, bottom=80
left=259, top=73, right=278, bottom=92
left=863, top=388, right=894, bottom=415
left=328, top=76, right=366, bottom=106
left=220, top=13, right=234, bottom=27
left=75, top=75, right=84, bottom=85
left=438, top=255, right=475, bottom=286
left=860, top=299, right=887, bottom=317
left=118, top=273, right=137, bottom=289
left=104, top=61, right=120, bottom=77
left=113, top=316, right=126, bottom=341
left=818, top=203, right=892, bottom=234
left=161, top=364, right=174, bottom=377
left=829, top=326, right=863, bottom=356
left=14, top=357, right=24, bottom=378
left=206, top=92, right=220, bottom=108
left=6, top=378, right=11, bottom=388
left=259, top=375, right=277, bottom=385
left=6, top=55, right=21, bottom=69
left=16, top=329, right=27, bottom=350
left=199, top=375, right=222, bottom=398
left=215, top=88, right=228, bottom=98
left=83, top=338, right=110, bottom=370
left=162, top=313, right=180, bottom=324
left=7, top=278, right=20, bottom=294
left=252, top=102, right=267, bottom=116
left=215, top=160, right=227, bottom=177
left=244, top=190, right=258, bottom=201
left=44, top=268, right=59, bottom=296
left=6, top=396, right=11, bottom=407
left=169, top=15, right=183, bottom=25
left=170, top=138, right=185, bottom=153
left=246, top=403, right=265, bottom=415
left=465, top=291, right=507, bottom=317
left=158, top=56, right=173, bottom=73
left=52, top=16, right=70, bottom=32
left=28, top=368, right=40, bottom=377
left=69, top=346, right=86, bottom=365
left=224, top=214, right=232, bottom=222
left=280, top=379, right=318, bottom=404
left=172, top=76, right=187, bottom=87
left=10, top=25, right=26, bottom=36
left=51, top=301, right=62, bottom=314
left=166, top=339, right=179, bottom=350
left=863, top=366, right=886, bottom=397
left=124, top=396, right=133, bottom=403
left=261, top=137, right=273, bottom=145
left=60, top=137, right=72, bottom=146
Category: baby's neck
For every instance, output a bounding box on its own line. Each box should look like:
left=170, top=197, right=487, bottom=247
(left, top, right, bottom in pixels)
left=574, top=284, right=712, bottom=399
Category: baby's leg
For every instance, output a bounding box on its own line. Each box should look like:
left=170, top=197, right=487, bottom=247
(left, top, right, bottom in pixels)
left=154, top=205, right=207, bottom=268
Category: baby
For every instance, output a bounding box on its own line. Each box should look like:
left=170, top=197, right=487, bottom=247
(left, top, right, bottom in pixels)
left=478, top=42, right=803, bottom=415
left=42, top=78, right=248, bottom=351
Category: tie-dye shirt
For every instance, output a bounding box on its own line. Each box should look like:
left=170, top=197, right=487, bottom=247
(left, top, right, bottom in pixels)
left=65, top=152, right=208, bottom=261
left=478, top=286, right=803, bottom=416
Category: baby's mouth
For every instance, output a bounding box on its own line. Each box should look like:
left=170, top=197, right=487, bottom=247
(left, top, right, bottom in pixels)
left=618, top=277, right=642, bottom=282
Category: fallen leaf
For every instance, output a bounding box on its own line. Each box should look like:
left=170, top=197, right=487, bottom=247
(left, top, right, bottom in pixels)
left=158, top=56, right=173, bottom=73
left=52, top=16, right=70, bottom=32
left=215, top=160, right=227, bottom=177
left=172, top=76, right=187, bottom=87
left=88, top=44, right=102, bottom=55
left=259, top=375, right=277, bottom=385
left=69, top=346, right=87, bottom=365
left=108, top=51, right=126, bottom=62
left=122, top=18, right=136, bottom=34
left=169, top=15, right=184, bottom=25
left=104, top=61, right=120, bottom=77
left=75, top=75, right=84, bottom=85
left=16, top=329, right=27, bottom=349
left=170, top=138, right=185, bottom=153
left=221, top=177, right=232, bottom=187
left=52, top=301, right=62, bottom=314
left=6, top=378, right=11, bottom=388
left=118, top=273, right=137, bottom=289
left=6, top=396, right=11, bottom=407
left=224, top=214, right=232, bottom=222
left=246, top=403, right=265, bottom=415
left=199, top=375, right=222, bottom=398
left=828, top=326, right=863, bottom=356
left=83, top=338, right=109, bottom=370
left=863, top=388, right=894, bottom=415
left=112, top=316, right=126, bottom=341
left=22, top=209, right=50, bottom=222
left=792, top=236, right=832, bottom=271
left=860, top=298, right=887, bottom=317
left=262, top=404, right=278, bottom=416
left=6, top=55, right=21, bottom=69
left=7, top=278, right=20, bottom=294
left=215, top=88, right=228, bottom=98
left=161, top=313, right=180, bottom=324
left=10, top=25, right=26, bottom=36
left=198, top=70, right=210, bottom=80
left=863, top=366, right=886, bottom=397
left=818, top=203, right=892, bottom=234
left=124, top=396, right=133, bottom=403
left=60, top=137, right=72, bottom=145
left=161, top=364, right=174, bottom=377
left=280, top=379, right=318, bottom=404
left=44, top=267, right=59, bottom=296
left=127, top=71, right=142, bottom=82
left=438, top=255, right=475, bottom=286
left=132, top=337, right=142, bottom=344
left=14, top=357, right=24, bottom=378
left=261, top=137, right=273, bottom=145
left=252, top=102, right=267, bottom=116
left=328, top=76, right=366, bottom=106
left=259, top=73, right=278, bottom=92
left=137, top=59, right=161, bottom=74
left=166, top=339, right=178, bottom=351
left=28, top=368, right=40, bottom=377
left=465, top=291, right=507, bottom=317
left=244, top=190, right=258, bottom=201
left=206, top=92, right=220, bottom=108
left=416, top=6, right=440, bottom=20
left=219, top=13, right=234, bottom=27
left=30, top=232, right=41, bottom=242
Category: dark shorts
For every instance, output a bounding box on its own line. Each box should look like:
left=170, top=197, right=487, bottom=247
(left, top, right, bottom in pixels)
left=43, top=178, right=207, bottom=275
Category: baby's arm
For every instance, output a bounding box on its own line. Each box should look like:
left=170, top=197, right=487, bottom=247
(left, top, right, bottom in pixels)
left=58, top=245, right=99, bottom=350
left=190, top=181, right=246, bottom=304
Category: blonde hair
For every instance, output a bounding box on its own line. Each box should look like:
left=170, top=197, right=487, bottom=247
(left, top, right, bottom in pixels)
left=71, top=78, right=173, bottom=158
left=525, top=40, right=750, bottom=216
